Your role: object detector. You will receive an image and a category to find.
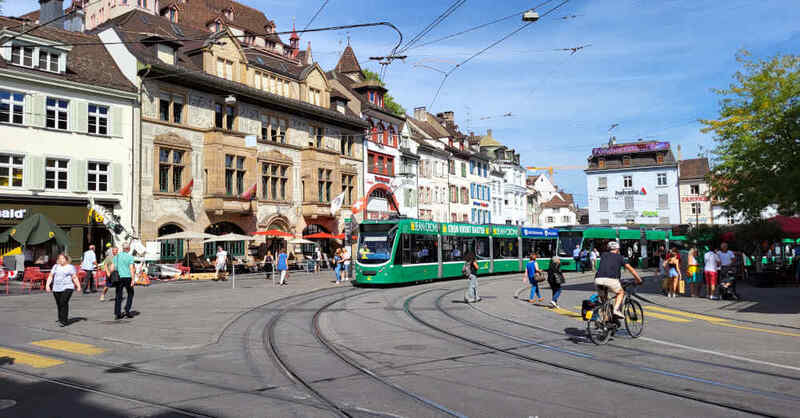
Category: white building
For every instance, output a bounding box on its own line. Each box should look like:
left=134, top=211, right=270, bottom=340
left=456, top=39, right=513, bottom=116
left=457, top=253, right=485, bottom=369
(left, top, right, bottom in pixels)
left=478, top=130, right=527, bottom=225
left=406, top=116, right=449, bottom=222
left=396, top=123, right=419, bottom=218
left=468, top=153, right=492, bottom=224
left=539, top=193, right=578, bottom=227
left=586, top=140, right=680, bottom=225
left=0, top=19, right=138, bottom=260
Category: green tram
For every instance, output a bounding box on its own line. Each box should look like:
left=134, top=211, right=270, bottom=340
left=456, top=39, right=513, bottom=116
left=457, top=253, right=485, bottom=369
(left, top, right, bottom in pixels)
left=354, top=219, right=560, bottom=286
left=556, top=227, right=682, bottom=270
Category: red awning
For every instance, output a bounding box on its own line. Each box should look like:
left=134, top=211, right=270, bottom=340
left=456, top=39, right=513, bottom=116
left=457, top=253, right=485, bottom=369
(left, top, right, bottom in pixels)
left=333, top=233, right=358, bottom=240
left=253, top=229, right=293, bottom=237
left=770, top=216, right=800, bottom=239
left=304, top=232, right=336, bottom=239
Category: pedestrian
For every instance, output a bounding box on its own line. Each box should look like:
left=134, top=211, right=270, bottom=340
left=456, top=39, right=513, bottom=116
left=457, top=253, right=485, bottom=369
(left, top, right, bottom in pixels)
left=105, top=242, right=113, bottom=259
left=704, top=246, right=721, bottom=299
left=334, top=248, right=343, bottom=284
left=526, top=253, right=542, bottom=303
left=589, top=247, right=599, bottom=271
left=45, top=253, right=81, bottom=327
left=687, top=247, right=701, bottom=297
left=666, top=249, right=682, bottom=298
left=113, top=243, right=136, bottom=320
left=277, top=247, right=289, bottom=285
left=214, top=246, right=228, bottom=281
left=80, top=244, right=98, bottom=294
left=717, top=242, right=739, bottom=299
left=579, top=247, right=589, bottom=273
left=342, top=246, right=351, bottom=281
left=547, top=256, right=565, bottom=308
left=100, top=246, right=118, bottom=301
left=572, top=245, right=582, bottom=273
left=314, top=246, right=322, bottom=273
left=463, top=252, right=480, bottom=303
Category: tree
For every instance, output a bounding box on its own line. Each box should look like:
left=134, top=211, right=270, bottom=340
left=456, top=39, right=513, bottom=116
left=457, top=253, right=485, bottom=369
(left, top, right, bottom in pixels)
left=700, top=51, right=800, bottom=220
left=361, top=69, right=406, bottom=117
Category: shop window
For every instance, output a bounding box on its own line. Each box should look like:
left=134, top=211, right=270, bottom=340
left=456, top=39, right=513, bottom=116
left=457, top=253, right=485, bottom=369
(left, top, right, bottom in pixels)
left=657, top=172, right=667, bottom=186
left=88, top=104, right=109, bottom=135
left=690, top=184, right=700, bottom=195
left=261, top=162, right=288, bottom=201
left=87, top=161, right=109, bottom=192
left=44, top=158, right=68, bottom=190
left=691, top=202, right=701, bottom=215
left=342, top=174, right=354, bottom=206
left=159, top=93, right=185, bottom=124
left=46, top=97, right=69, bottom=130
left=0, top=91, right=24, bottom=125
left=158, top=148, right=184, bottom=193
left=0, top=153, right=24, bottom=187
left=317, top=168, right=332, bottom=202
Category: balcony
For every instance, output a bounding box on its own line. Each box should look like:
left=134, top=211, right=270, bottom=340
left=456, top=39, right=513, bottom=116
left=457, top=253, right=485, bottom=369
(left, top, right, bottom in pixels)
left=204, top=196, right=256, bottom=215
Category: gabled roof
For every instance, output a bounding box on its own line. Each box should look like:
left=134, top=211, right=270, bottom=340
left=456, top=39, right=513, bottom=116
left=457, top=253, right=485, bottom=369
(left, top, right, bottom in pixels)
left=541, top=193, right=575, bottom=209
left=169, top=0, right=273, bottom=37
left=0, top=16, right=135, bottom=93
left=679, top=158, right=710, bottom=180
left=335, top=45, right=362, bottom=74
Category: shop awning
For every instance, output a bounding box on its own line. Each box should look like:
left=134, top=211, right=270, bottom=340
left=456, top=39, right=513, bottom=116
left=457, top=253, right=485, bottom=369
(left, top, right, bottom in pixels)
left=0, top=213, right=69, bottom=248
left=304, top=232, right=336, bottom=239
left=583, top=228, right=617, bottom=240
left=646, top=230, right=667, bottom=241
left=769, top=216, right=800, bottom=239
left=668, top=231, right=687, bottom=241
left=618, top=229, right=641, bottom=240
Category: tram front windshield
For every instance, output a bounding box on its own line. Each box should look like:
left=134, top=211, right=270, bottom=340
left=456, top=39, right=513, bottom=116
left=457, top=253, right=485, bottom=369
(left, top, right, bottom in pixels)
left=357, top=223, right=397, bottom=265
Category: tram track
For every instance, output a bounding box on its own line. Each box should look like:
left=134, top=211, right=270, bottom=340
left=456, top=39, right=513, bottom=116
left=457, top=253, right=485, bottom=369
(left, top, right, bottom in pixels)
left=403, top=287, right=796, bottom=418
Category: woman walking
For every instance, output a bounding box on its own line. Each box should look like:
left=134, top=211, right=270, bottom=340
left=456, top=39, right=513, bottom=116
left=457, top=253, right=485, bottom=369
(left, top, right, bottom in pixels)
left=547, top=256, right=565, bottom=308
left=687, top=247, right=701, bottom=297
left=464, top=252, right=480, bottom=303
left=526, top=253, right=543, bottom=303
left=666, top=249, right=682, bottom=298
left=45, top=253, right=81, bottom=327
left=334, top=248, right=343, bottom=284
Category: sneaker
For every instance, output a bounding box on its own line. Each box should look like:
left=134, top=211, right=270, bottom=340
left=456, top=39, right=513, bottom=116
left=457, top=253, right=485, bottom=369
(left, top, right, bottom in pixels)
left=99, top=295, right=104, bottom=301
left=710, top=295, right=719, bottom=300
left=550, top=301, right=559, bottom=308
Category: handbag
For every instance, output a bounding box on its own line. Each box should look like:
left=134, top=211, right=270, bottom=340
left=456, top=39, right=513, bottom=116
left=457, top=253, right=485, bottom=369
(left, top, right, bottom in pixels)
left=678, top=279, right=685, bottom=294
left=108, top=270, right=120, bottom=286
left=557, top=271, right=566, bottom=284
left=535, top=271, right=546, bottom=282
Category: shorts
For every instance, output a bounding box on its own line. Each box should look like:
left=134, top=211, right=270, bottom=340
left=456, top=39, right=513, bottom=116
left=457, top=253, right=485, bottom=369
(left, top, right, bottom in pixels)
left=669, top=267, right=679, bottom=278
left=594, top=277, right=622, bottom=295
left=704, top=270, right=718, bottom=286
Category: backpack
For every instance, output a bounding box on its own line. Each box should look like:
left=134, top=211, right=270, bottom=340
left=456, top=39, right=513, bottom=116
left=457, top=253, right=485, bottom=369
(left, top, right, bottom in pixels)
left=462, top=262, right=471, bottom=277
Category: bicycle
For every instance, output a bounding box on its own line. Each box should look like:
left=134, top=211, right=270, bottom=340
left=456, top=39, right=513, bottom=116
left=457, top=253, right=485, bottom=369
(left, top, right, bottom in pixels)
left=585, top=279, right=644, bottom=345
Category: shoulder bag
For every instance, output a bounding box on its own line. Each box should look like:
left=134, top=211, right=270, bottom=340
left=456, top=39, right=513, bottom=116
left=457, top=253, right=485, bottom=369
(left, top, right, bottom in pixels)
left=108, top=255, right=121, bottom=286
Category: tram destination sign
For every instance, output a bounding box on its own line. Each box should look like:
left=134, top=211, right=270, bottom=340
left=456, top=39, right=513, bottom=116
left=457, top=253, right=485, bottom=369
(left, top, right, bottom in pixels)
left=521, top=227, right=558, bottom=238
left=592, top=141, right=669, bottom=157
left=442, top=223, right=490, bottom=236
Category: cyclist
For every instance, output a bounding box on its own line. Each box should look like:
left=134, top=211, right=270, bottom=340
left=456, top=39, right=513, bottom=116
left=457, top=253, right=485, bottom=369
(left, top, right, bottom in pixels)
left=594, top=241, right=643, bottom=318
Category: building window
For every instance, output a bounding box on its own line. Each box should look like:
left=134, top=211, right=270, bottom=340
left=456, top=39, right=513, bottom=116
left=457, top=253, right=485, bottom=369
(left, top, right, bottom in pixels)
left=0, top=154, right=23, bottom=187
left=546, top=216, right=554, bottom=223
left=45, top=158, right=68, bottom=190
left=658, top=193, right=668, bottom=210
left=657, top=153, right=665, bottom=164
left=318, top=168, right=332, bottom=202
left=87, top=161, right=109, bottom=192
left=309, top=88, right=321, bottom=106
left=262, top=116, right=287, bottom=143
left=690, top=184, right=700, bottom=195
left=10, top=45, right=34, bottom=67
left=261, top=163, right=288, bottom=201
left=600, top=218, right=609, bottom=224
left=159, top=93, right=185, bottom=124
left=657, top=172, right=667, bottom=186
left=460, top=187, right=468, bottom=204
left=215, top=104, right=236, bottom=130
left=225, top=155, right=245, bottom=196
left=46, top=97, right=69, bottom=130
left=159, top=148, right=184, bottom=193
left=598, top=176, right=607, bottom=190
left=0, top=91, right=24, bottom=124
left=88, top=104, right=109, bottom=135
left=368, top=152, right=394, bottom=176
left=598, top=158, right=605, bottom=169
left=461, top=162, right=466, bottom=177
left=624, top=196, right=634, bottom=210
left=622, top=156, right=631, bottom=167
left=38, top=51, right=60, bottom=72
left=340, top=135, right=353, bottom=156
left=216, top=58, right=233, bottom=80
left=342, top=174, right=354, bottom=206
left=599, top=197, right=608, bottom=212
left=313, top=126, right=324, bottom=148
left=226, top=105, right=235, bottom=131
left=623, top=175, right=633, bottom=188
left=562, top=216, right=570, bottom=223
left=659, top=217, right=670, bottom=224
left=691, top=202, right=701, bottom=215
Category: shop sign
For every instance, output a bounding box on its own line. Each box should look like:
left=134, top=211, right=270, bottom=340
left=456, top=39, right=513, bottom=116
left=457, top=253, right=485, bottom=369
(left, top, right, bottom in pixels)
left=681, top=196, right=708, bottom=202
left=472, top=201, right=488, bottom=207
left=615, top=187, right=647, bottom=197
left=592, top=141, right=669, bottom=156
left=0, top=209, right=26, bottom=219
left=442, top=223, right=489, bottom=236
left=641, top=210, right=659, bottom=217
left=521, top=227, right=559, bottom=238
left=375, top=176, right=391, bottom=184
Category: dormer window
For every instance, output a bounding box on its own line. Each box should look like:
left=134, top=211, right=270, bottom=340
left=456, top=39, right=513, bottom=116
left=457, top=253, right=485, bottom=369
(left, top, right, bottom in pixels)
left=11, top=46, right=34, bottom=67
left=622, top=155, right=631, bottom=167
left=39, top=51, right=60, bottom=72
left=9, top=44, right=65, bottom=73
left=598, top=158, right=605, bottom=169
left=656, top=153, right=665, bottom=164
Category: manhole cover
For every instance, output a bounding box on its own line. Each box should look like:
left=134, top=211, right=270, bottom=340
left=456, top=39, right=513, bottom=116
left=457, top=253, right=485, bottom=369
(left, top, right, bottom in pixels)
left=394, top=344, right=426, bottom=351
left=0, top=400, right=16, bottom=410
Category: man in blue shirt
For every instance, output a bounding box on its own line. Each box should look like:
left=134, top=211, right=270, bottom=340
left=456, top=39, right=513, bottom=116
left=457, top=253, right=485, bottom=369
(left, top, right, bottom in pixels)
left=526, top=254, right=542, bottom=303
left=573, top=245, right=584, bottom=273
left=113, top=243, right=136, bottom=320
left=277, top=247, right=289, bottom=285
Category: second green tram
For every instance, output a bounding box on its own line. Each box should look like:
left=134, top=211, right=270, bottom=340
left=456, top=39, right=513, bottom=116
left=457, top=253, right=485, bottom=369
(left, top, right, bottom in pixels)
left=354, top=219, right=559, bottom=285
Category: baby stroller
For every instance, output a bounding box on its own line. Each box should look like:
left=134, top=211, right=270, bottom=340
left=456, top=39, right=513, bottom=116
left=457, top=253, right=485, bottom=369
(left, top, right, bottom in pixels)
left=719, top=266, right=739, bottom=300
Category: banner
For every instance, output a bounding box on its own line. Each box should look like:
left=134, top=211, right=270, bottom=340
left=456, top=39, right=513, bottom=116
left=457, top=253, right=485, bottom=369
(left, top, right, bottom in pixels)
left=330, top=192, right=345, bottom=215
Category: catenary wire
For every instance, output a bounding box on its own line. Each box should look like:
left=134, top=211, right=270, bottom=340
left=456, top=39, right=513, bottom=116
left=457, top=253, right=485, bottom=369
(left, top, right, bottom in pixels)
left=301, top=0, right=332, bottom=34
left=397, top=0, right=467, bottom=53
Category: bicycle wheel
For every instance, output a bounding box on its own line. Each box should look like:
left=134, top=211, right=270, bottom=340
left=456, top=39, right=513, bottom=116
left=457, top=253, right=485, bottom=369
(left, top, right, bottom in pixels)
left=586, top=306, right=612, bottom=345
left=624, top=299, right=644, bottom=338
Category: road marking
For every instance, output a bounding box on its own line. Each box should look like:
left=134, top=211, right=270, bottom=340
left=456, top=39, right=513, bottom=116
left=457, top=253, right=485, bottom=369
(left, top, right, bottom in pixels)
left=31, top=340, right=106, bottom=356
left=640, top=311, right=693, bottom=323
left=713, top=322, right=800, bottom=338
left=643, top=306, right=727, bottom=322
left=644, top=306, right=800, bottom=337
left=640, top=337, right=800, bottom=372
left=0, top=347, right=64, bottom=368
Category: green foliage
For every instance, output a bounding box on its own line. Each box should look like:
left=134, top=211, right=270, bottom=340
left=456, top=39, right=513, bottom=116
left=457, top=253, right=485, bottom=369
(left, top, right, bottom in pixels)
left=700, top=51, right=800, bottom=220
left=361, top=69, right=406, bottom=117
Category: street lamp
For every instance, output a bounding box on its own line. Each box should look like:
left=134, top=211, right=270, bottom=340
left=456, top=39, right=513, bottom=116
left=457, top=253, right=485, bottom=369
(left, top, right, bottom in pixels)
left=522, top=10, right=540, bottom=22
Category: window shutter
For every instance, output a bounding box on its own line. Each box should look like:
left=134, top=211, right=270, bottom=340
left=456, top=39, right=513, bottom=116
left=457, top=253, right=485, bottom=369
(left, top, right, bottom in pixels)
left=111, top=106, right=123, bottom=137
left=76, top=101, right=88, bottom=133
left=70, top=159, right=87, bottom=193
left=68, top=100, right=78, bottom=132
left=30, top=95, right=45, bottom=127
left=23, top=155, right=45, bottom=191
left=23, top=94, right=31, bottom=125
left=111, top=162, right=123, bottom=194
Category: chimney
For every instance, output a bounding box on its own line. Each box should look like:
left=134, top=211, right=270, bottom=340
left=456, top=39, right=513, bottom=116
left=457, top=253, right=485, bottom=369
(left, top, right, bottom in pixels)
left=414, top=106, right=427, bottom=121
left=39, top=0, right=65, bottom=28
left=436, top=111, right=454, bottom=121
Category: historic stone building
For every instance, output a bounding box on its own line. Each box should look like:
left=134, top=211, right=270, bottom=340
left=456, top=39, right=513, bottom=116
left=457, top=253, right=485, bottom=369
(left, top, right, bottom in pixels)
left=97, top=10, right=366, bottom=259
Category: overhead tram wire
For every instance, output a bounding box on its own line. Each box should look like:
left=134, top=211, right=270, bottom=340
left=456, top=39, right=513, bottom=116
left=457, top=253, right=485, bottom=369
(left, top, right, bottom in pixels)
left=429, top=0, right=571, bottom=108
left=301, top=0, right=332, bottom=34
left=397, top=0, right=467, bottom=54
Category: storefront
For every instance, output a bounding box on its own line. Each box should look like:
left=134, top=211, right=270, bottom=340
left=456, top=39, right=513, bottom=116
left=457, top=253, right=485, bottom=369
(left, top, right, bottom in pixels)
left=0, top=197, right=116, bottom=262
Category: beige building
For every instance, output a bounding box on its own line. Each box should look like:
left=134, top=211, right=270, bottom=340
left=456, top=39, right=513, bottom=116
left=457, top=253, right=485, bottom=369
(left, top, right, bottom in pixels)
left=98, top=10, right=366, bottom=260
left=678, top=158, right=712, bottom=225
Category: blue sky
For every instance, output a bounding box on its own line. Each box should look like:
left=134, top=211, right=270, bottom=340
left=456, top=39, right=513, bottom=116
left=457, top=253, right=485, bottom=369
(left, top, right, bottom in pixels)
left=7, top=0, right=799, bottom=207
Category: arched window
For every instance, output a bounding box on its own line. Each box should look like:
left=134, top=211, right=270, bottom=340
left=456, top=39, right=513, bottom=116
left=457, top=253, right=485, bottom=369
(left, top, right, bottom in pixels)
left=204, top=222, right=246, bottom=258
left=158, top=223, right=184, bottom=262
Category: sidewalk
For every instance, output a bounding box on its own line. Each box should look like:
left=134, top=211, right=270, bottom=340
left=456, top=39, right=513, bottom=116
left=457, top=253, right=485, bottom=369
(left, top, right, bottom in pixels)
left=0, top=270, right=344, bottom=350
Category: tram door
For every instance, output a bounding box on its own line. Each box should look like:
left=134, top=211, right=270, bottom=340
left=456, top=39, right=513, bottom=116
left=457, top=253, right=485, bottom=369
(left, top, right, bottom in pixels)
left=488, top=236, right=494, bottom=274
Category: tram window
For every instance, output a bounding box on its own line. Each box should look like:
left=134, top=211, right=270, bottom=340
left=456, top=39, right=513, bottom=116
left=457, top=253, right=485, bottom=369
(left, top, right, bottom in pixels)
left=523, top=239, right=553, bottom=258
left=441, top=236, right=465, bottom=262
left=558, top=231, right=582, bottom=257
left=399, top=234, right=438, bottom=265
left=357, top=224, right=396, bottom=265
left=493, top=238, right=519, bottom=259
left=475, top=237, right=490, bottom=259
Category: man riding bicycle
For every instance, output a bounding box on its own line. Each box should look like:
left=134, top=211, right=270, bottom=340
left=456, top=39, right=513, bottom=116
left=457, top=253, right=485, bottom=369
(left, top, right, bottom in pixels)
left=594, top=241, right=643, bottom=318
